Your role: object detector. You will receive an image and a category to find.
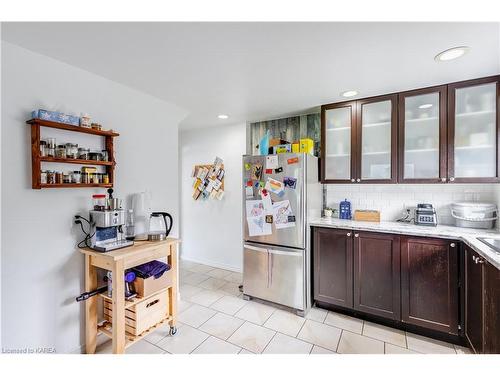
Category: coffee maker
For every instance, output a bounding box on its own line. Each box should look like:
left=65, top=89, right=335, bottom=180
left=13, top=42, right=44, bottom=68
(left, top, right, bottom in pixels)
left=89, top=210, right=134, bottom=252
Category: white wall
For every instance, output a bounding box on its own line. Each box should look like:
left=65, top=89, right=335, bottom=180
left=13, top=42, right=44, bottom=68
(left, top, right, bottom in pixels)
left=326, top=184, right=497, bottom=225
left=180, top=123, right=246, bottom=272
left=0, top=41, right=187, bottom=353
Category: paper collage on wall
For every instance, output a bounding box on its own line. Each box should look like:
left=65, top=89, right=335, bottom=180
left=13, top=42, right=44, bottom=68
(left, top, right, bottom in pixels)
left=245, top=156, right=297, bottom=236
left=192, top=156, right=225, bottom=201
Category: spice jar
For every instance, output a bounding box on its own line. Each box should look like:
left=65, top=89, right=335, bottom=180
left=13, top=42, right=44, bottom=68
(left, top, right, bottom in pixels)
left=47, top=138, right=56, bottom=157
left=66, top=143, right=78, bottom=159
left=41, top=170, right=48, bottom=184
left=56, top=145, right=66, bottom=159
left=63, top=173, right=71, bottom=184
left=78, top=148, right=89, bottom=160
left=55, top=171, right=63, bottom=184
left=101, top=150, right=109, bottom=162
left=91, top=123, right=102, bottom=131
left=72, top=171, right=81, bottom=184
left=47, top=170, right=56, bottom=184
left=40, top=140, right=47, bottom=157
left=102, top=173, right=110, bottom=184
left=89, top=152, right=102, bottom=161
left=82, top=172, right=89, bottom=184
left=92, top=173, right=99, bottom=184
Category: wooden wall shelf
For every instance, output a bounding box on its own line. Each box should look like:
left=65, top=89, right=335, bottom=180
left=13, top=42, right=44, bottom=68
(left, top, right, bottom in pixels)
left=27, top=118, right=118, bottom=189
left=40, top=156, right=114, bottom=166
left=40, top=183, right=113, bottom=189
left=27, top=118, right=119, bottom=137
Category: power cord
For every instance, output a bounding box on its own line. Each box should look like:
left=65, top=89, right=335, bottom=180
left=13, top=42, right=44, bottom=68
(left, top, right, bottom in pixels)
left=75, top=215, right=95, bottom=248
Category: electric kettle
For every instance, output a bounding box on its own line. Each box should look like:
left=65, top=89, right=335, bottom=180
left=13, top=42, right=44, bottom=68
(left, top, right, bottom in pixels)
left=147, top=212, right=173, bottom=241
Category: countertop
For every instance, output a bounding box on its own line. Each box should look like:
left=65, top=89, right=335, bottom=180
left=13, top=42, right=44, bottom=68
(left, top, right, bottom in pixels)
left=309, top=217, right=500, bottom=270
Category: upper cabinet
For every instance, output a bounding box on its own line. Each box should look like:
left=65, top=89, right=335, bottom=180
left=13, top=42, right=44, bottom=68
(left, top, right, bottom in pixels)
left=321, top=75, right=500, bottom=184
left=321, top=95, right=397, bottom=183
left=321, top=101, right=356, bottom=182
left=398, top=86, right=447, bottom=183
left=448, top=77, right=500, bottom=183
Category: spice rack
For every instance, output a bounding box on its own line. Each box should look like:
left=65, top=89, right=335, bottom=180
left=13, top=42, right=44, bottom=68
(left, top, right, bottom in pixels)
left=27, top=118, right=119, bottom=189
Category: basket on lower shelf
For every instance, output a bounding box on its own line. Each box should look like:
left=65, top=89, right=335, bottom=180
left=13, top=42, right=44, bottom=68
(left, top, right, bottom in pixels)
left=103, top=290, right=169, bottom=336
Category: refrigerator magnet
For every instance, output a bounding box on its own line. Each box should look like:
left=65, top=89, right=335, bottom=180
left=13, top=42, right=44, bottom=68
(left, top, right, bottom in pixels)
left=245, top=186, right=254, bottom=198
left=265, top=168, right=273, bottom=174
left=274, top=167, right=283, bottom=173
left=283, top=176, right=297, bottom=189
left=265, top=155, right=279, bottom=169
left=288, top=215, right=296, bottom=222
left=265, top=215, right=273, bottom=224
left=287, top=157, right=299, bottom=164
left=244, top=162, right=251, bottom=171
left=254, top=181, right=260, bottom=189
left=246, top=180, right=253, bottom=187
left=251, top=164, right=263, bottom=180
left=265, top=178, right=285, bottom=195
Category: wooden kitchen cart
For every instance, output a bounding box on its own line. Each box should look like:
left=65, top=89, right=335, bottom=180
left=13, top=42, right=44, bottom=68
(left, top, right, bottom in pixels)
left=80, top=238, right=179, bottom=354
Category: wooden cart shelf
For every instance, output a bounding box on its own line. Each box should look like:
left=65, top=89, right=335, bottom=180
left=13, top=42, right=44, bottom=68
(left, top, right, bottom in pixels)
left=80, top=239, right=179, bottom=354
left=27, top=118, right=118, bottom=189
left=99, top=285, right=171, bottom=309
left=98, top=315, right=173, bottom=349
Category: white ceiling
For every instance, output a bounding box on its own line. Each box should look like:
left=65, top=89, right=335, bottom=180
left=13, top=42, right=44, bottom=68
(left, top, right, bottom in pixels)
left=2, top=22, right=499, bottom=129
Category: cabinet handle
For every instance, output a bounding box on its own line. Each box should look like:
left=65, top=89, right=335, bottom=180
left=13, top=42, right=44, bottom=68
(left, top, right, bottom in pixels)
left=346, top=232, right=351, bottom=237
left=474, top=256, right=485, bottom=264
left=449, top=177, right=455, bottom=182
left=450, top=243, right=456, bottom=248
left=441, top=177, right=446, bottom=182
left=354, top=233, right=359, bottom=238
left=351, top=179, right=355, bottom=182
left=356, top=178, right=361, bottom=182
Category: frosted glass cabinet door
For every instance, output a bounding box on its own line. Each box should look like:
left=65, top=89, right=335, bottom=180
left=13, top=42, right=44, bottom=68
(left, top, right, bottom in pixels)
left=449, top=78, right=499, bottom=181
left=322, top=103, right=355, bottom=181
left=358, top=96, right=396, bottom=182
left=399, top=86, right=446, bottom=182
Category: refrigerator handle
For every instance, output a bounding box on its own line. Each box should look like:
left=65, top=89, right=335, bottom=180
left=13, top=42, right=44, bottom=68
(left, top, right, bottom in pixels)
left=244, top=244, right=268, bottom=253
left=267, top=250, right=271, bottom=289
left=269, top=251, right=273, bottom=287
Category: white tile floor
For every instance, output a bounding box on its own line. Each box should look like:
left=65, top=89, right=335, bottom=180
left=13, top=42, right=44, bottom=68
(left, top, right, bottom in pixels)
left=96, top=259, right=473, bottom=354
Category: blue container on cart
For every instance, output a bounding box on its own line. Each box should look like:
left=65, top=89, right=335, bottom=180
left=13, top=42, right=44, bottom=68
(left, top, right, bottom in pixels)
left=339, top=199, right=352, bottom=220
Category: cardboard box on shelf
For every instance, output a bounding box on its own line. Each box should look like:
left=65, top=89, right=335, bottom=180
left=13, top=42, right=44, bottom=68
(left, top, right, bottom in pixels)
left=133, top=269, right=173, bottom=298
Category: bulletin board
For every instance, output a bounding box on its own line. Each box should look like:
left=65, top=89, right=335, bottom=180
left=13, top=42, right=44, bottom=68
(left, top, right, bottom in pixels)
left=191, top=157, right=225, bottom=201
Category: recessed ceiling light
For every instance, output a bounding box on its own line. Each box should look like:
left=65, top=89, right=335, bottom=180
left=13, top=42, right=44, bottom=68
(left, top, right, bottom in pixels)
left=218, top=114, right=229, bottom=119
left=419, top=104, right=433, bottom=109
left=434, top=46, right=469, bottom=62
left=341, top=90, right=358, bottom=98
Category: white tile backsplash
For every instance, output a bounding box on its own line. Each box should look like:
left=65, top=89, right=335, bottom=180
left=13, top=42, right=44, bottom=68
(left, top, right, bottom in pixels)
left=325, top=184, right=498, bottom=225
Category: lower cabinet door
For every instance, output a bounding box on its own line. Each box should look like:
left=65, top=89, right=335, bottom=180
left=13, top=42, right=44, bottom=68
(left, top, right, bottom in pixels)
left=484, top=261, right=500, bottom=353
left=465, top=246, right=484, bottom=353
left=401, top=237, right=459, bottom=334
left=313, top=227, right=353, bottom=308
left=353, top=231, right=401, bottom=320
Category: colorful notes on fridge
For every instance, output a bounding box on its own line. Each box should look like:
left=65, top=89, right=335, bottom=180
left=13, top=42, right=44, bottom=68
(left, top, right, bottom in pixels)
left=265, top=177, right=285, bottom=195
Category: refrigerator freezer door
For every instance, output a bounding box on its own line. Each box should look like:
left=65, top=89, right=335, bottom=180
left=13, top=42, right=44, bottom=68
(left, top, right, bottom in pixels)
left=243, top=153, right=306, bottom=248
left=243, top=242, right=305, bottom=310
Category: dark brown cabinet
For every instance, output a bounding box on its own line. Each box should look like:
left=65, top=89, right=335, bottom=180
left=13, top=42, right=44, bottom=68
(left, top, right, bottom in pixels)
left=313, top=227, right=353, bottom=308
left=398, top=85, right=448, bottom=183
left=465, top=245, right=500, bottom=353
left=321, top=95, right=398, bottom=184
left=321, top=75, right=500, bottom=184
left=353, top=232, right=401, bottom=320
left=401, top=236, right=459, bottom=334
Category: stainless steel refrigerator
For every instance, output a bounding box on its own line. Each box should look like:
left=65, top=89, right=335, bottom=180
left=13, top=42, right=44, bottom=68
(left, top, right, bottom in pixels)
left=242, top=153, right=320, bottom=315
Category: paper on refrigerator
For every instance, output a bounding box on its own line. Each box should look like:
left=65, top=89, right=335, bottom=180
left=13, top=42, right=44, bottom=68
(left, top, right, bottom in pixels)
left=272, top=200, right=295, bottom=229
left=245, top=200, right=272, bottom=236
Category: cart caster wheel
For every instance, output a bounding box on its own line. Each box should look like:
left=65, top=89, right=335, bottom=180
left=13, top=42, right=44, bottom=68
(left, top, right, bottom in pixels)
left=169, top=326, right=177, bottom=336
